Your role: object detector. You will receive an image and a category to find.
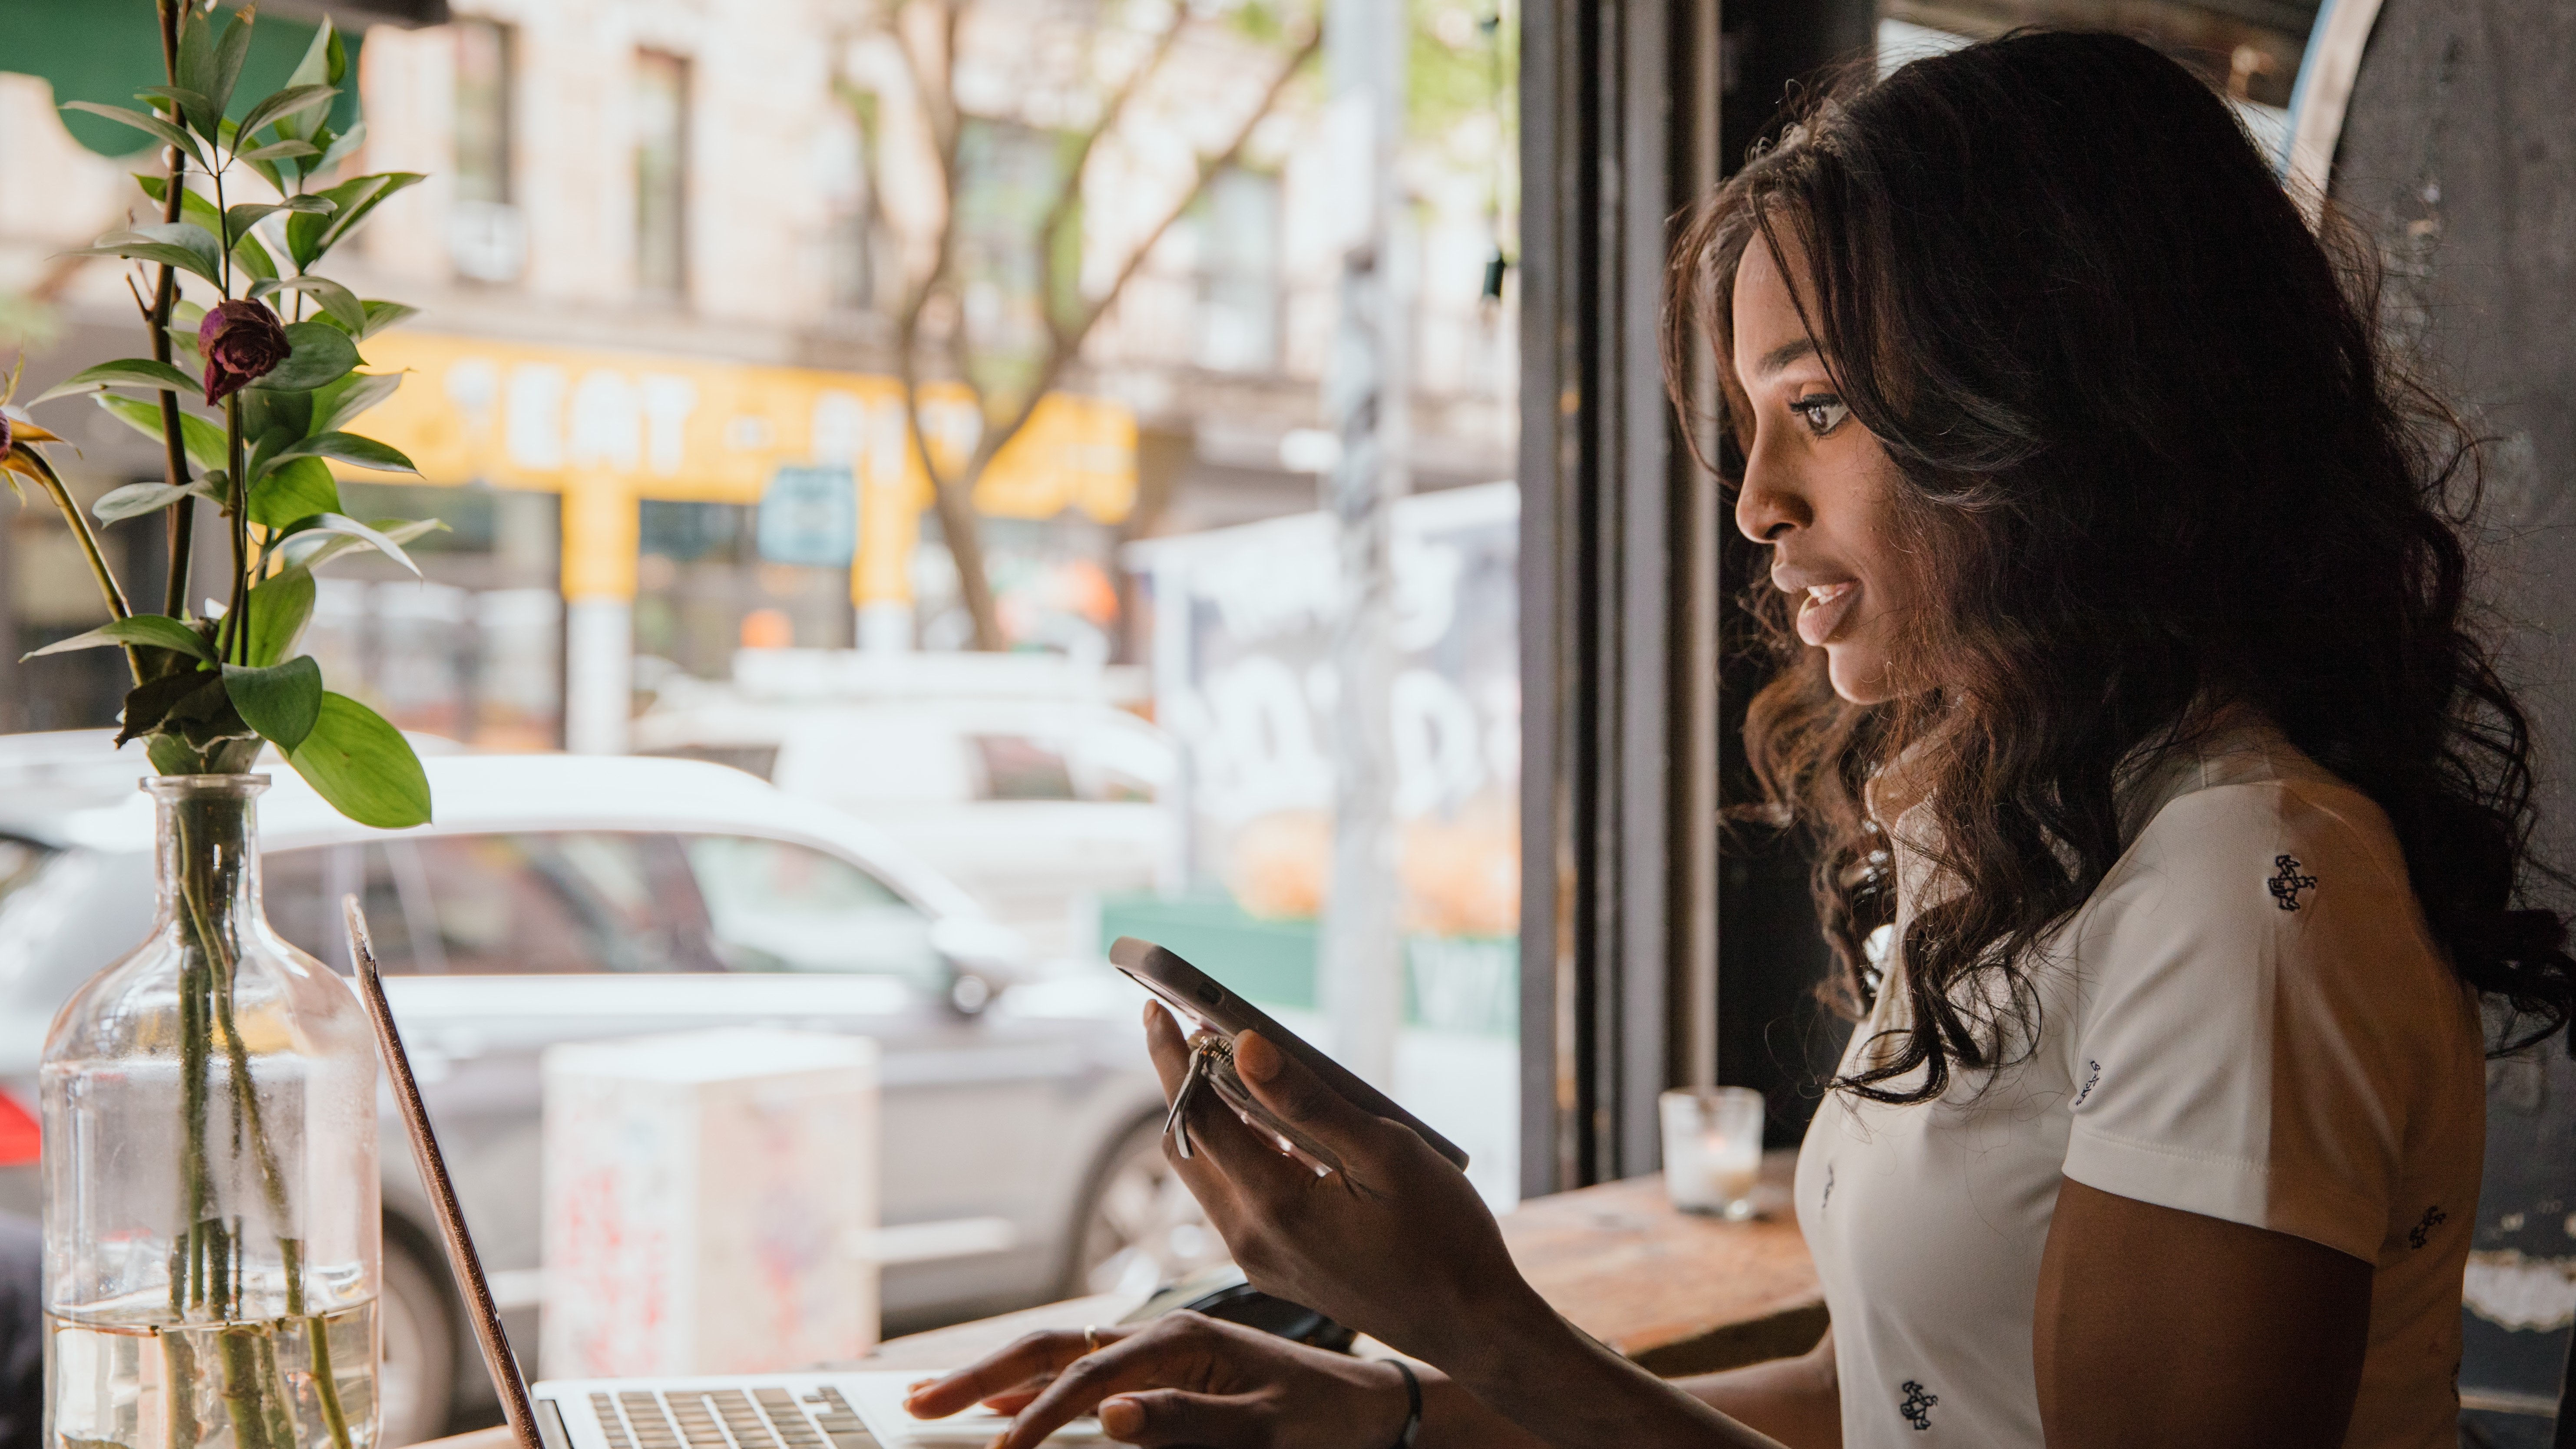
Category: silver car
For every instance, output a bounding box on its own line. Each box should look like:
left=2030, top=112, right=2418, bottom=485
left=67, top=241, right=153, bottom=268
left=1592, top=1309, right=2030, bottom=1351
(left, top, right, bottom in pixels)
left=0, top=749, right=1215, bottom=1442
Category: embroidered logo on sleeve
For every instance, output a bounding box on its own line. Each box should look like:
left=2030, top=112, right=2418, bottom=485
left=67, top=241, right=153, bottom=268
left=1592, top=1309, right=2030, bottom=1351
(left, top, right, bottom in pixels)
left=1898, top=1380, right=1939, bottom=1430
left=2267, top=854, right=2317, bottom=911
left=2074, top=1060, right=2101, bottom=1106
left=2408, top=1205, right=2447, bottom=1249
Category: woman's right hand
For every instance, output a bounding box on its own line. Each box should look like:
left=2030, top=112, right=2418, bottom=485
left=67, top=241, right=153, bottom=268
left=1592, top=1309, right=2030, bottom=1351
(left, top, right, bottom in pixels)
left=900, top=1310, right=1418, bottom=1449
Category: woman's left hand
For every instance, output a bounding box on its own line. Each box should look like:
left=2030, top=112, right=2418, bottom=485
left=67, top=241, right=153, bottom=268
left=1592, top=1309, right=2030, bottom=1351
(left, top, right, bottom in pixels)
left=1141, top=1003, right=1538, bottom=1363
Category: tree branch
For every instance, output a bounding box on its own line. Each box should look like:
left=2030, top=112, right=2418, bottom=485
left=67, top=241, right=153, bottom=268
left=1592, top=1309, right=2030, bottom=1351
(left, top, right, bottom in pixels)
left=1032, top=10, right=1190, bottom=348
left=973, top=23, right=1322, bottom=482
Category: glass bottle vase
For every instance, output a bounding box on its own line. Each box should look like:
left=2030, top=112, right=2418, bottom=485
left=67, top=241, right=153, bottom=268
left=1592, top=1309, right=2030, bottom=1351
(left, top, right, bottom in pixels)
left=42, top=775, right=381, bottom=1449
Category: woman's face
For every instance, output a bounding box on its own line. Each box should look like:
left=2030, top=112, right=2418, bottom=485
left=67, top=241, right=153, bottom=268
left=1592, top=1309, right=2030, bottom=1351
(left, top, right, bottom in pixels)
left=1731, top=234, right=1918, bottom=705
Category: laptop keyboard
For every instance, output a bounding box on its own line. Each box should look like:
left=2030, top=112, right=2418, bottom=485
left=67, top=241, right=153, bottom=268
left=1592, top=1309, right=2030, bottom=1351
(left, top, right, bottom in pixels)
left=594, top=1386, right=880, bottom=1449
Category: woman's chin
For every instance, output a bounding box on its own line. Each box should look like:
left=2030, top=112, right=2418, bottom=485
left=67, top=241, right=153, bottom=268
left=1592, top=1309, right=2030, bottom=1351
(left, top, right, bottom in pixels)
left=1825, top=646, right=1901, bottom=706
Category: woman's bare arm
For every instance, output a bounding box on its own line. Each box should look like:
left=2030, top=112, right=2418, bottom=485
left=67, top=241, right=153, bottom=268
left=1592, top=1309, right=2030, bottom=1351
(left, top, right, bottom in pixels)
left=2036, top=1180, right=2370, bottom=1448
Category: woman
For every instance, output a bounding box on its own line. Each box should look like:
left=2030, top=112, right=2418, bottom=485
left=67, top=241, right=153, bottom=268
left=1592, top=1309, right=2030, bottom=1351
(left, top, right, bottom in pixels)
left=909, top=29, right=2576, bottom=1448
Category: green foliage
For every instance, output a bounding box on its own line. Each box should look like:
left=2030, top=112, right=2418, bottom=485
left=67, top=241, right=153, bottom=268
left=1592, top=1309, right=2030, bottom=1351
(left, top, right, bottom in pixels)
left=11, top=2, right=436, bottom=831
left=22, top=613, right=215, bottom=664
left=248, top=457, right=339, bottom=528
left=33, top=357, right=198, bottom=404
left=222, top=657, right=322, bottom=752
left=287, top=694, right=432, bottom=829
left=257, top=322, right=358, bottom=393
left=241, top=568, right=315, bottom=669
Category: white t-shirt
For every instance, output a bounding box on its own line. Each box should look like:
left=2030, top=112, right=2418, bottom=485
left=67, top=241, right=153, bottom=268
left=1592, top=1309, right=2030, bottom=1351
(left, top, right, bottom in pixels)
left=1793, top=721, right=2485, bottom=1447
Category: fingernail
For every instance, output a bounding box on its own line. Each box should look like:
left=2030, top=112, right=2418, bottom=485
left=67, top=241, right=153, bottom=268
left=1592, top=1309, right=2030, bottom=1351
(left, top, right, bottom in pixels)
left=1143, top=999, right=1161, bottom=1029
left=1100, top=1397, right=1143, bottom=1436
left=1237, top=1031, right=1280, bottom=1082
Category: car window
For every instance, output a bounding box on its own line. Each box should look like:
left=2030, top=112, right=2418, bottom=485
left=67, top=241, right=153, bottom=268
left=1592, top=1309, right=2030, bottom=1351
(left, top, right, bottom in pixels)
left=971, top=736, right=1077, bottom=800
left=641, top=744, right=781, bottom=781
left=413, top=832, right=721, bottom=975
left=681, top=834, right=944, bottom=988
left=0, top=838, right=60, bottom=912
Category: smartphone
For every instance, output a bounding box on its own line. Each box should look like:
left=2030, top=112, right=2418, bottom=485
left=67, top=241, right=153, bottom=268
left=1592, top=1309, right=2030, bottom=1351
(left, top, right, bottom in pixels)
left=1110, top=935, right=1470, bottom=1170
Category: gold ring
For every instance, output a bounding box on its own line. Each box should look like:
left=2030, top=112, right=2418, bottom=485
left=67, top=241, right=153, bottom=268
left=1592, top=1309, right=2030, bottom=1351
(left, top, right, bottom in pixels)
left=1082, top=1324, right=1104, bottom=1355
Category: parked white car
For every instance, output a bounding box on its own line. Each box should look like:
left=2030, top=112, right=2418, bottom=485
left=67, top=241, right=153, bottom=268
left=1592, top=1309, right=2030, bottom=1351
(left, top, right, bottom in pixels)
left=634, top=691, right=1181, bottom=958
left=0, top=749, right=1217, bottom=1442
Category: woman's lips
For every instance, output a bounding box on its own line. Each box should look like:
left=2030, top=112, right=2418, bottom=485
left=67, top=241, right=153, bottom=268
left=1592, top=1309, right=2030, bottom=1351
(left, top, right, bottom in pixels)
left=1796, top=581, right=1860, bottom=646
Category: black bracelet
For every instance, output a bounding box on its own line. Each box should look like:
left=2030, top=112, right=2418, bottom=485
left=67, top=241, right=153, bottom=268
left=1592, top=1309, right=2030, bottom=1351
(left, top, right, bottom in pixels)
left=1384, top=1359, right=1422, bottom=1449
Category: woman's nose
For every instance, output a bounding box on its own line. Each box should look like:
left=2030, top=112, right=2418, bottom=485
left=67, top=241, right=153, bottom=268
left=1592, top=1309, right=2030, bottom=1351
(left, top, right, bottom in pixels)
left=1734, top=459, right=1809, bottom=543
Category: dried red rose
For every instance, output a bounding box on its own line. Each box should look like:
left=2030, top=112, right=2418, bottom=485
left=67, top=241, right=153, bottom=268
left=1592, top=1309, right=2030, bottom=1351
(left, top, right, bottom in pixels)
left=198, top=299, right=291, bottom=404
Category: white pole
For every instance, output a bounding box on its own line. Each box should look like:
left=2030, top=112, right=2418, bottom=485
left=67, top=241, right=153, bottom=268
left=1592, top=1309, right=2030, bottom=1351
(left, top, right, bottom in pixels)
left=1318, top=0, right=1409, bottom=1089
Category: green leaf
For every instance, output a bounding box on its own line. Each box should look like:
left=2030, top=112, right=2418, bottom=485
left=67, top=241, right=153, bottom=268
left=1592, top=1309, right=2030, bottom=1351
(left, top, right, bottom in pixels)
left=318, top=299, right=419, bottom=342
left=310, top=372, right=402, bottom=436
left=62, top=102, right=208, bottom=168
left=67, top=224, right=222, bottom=287
left=276, top=512, right=426, bottom=576
left=257, top=323, right=360, bottom=395
left=232, top=229, right=279, bottom=283
left=23, top=614, right=214, bottom=664
left=288, top=693, right=432, bottom=829
left=235, top=138, right=321, bottom=164
left=116, top=668, right=225, bottom=746
left=274, top=430, right=415, bottom=474
left=94, top=393, right=228, bottom=472
left=235, top=85, right=340, bottom=148
left=313, top=119, right=367, bottom=176
left=133, top=84, right=217, bottom=141
left=173, top=5, right=216, bottom=121
left=249, top=457, right=341, bottom=528
left=222, top=197, right=331, bottom=248
left=93, top=482, right=199, bottom=524
left=205, top=7, right=257, bottom=129
left=147, top=732, right=201, bottom=776
left=251, top=275, right=367, bottom=333
left=33, top=358, right=202, bottom=405
left=281, top=20, right=347, bottom=141
left=286, top=172, right=425, bottom=270
left=222, top=657, right=322, bottom=752
left=243, top=567, right=316, bottom=668
left=280, top=515, right=444, bottom=573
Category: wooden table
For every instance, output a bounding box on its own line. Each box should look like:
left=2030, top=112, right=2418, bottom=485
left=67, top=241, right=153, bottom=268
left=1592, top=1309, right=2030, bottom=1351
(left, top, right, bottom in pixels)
left=405, top=1152, right=1821, bottom=1448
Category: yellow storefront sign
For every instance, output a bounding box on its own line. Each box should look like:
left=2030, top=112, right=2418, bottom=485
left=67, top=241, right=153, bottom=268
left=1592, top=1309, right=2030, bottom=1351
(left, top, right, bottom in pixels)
left=340, top=333, right=1138, bottom=604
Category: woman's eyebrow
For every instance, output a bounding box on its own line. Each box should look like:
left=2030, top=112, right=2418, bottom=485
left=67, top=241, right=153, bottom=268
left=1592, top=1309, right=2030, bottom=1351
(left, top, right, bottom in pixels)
left=1756, top=337, right=1819, bottom=378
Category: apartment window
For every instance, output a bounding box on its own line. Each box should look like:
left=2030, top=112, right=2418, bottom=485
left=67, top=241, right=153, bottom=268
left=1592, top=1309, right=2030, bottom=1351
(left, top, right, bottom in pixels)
left=956, top=119, right=1068, bottom=367
left=1194, top=165, right=1281, bottom=373
left=635, top=50, right=691, bottom=299
left=448, top=18, right=524, bottom=283
left=827, top=92, right=885, bottom=312
left=454, top=19, right=513, bottom=203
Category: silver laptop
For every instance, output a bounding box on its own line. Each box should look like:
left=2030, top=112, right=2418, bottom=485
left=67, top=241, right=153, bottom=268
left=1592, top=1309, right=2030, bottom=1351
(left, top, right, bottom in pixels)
left=343, top=897, right=1111, bottom=1449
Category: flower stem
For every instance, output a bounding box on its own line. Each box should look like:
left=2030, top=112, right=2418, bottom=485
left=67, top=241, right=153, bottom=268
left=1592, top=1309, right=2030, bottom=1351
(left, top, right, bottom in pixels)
left=17, top=444, right=142, bottom=685
left=219, top=393, right=250, bottom=665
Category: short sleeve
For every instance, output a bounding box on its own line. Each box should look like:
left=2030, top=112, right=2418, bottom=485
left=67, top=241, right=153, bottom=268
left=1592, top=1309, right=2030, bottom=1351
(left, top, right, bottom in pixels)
left=2058, top=780, right=2444, bottom=1262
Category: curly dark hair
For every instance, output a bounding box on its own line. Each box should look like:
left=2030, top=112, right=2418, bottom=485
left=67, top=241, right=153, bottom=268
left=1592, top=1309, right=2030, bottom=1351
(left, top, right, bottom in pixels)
left=1666, top=30, right=2576, bottom=1104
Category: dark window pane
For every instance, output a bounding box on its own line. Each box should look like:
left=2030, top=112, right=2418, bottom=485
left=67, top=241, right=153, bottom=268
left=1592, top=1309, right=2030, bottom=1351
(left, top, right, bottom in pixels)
left=972, top=736, right=1076, bottom=800
left=682, top=835, right=942, bottom=987
left=414, top=832, right=719, bottom=975
left=635, top=50, right=690, bottom=297
left=0, top=837, right=58, bottom=912
left=641, top=745, right=780, bottom=781
left=454, top=19, right=514, bottom=205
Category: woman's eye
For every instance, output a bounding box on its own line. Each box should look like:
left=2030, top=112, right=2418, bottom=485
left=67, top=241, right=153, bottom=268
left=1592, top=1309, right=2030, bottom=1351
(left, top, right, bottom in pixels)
left=1790, top=394, right=1850, bottom=436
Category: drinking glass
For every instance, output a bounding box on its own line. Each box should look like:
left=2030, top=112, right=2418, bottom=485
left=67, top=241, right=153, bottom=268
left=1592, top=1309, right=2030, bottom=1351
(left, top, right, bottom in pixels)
left=1660, top=1086, right=1766, bottom=1220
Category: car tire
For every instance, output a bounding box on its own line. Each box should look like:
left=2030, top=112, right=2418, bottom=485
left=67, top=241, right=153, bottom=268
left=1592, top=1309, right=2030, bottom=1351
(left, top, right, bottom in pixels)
left=1067, top=1115, right=1230, bottom=1299
left=380, top=1231, right=458, bottom=1447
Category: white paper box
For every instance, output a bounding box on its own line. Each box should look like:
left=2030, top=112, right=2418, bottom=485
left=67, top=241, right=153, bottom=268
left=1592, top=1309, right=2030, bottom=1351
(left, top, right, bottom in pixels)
left=540, top=1028, right=879, bottom=1376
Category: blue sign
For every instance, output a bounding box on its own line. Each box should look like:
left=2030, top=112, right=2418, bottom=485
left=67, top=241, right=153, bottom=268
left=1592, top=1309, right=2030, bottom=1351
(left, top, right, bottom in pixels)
left=756, top=465, right=858, bottom=568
